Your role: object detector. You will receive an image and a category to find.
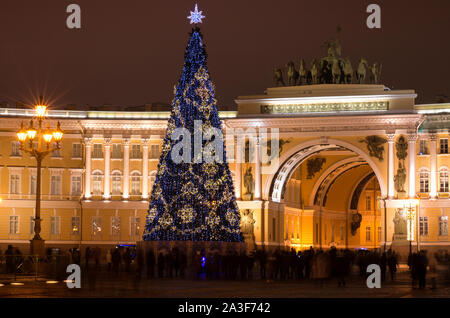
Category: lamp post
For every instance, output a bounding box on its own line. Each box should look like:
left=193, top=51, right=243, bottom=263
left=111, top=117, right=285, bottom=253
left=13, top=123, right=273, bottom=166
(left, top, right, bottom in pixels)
left=405, top=202, right=416, bottom=256
left=16, top=104, right=63, bottom=256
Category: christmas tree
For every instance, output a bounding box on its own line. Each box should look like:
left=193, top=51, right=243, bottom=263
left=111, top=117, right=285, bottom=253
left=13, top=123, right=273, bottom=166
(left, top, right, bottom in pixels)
left=142, top=9, right=243, bottom=242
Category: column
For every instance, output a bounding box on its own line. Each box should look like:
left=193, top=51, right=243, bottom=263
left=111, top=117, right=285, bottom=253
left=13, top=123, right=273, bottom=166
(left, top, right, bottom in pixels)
left=123, top=137, right=130, bottom=199
left=254, top=136, right=262, bottom=200
left=84, top=137, right=92, bottom=198
left=387, top=134, right=396, bottom=198
left=430, top=133, right=437, bottom=198
left=103, top=137, right=111, bottom=199
left=408, top=133, right=418, bottom=198
left=235, top=136, right=242, bottom=200
left=142, top=138, right=149, bottom=199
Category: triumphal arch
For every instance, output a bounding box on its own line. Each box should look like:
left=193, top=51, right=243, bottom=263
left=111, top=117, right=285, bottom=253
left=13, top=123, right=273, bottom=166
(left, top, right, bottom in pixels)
left=228, top=83, right=449, bottom=257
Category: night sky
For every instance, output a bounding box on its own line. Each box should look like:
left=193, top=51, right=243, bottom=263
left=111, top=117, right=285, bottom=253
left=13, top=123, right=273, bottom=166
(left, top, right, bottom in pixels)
left=0, top=0, right=449, bottom=110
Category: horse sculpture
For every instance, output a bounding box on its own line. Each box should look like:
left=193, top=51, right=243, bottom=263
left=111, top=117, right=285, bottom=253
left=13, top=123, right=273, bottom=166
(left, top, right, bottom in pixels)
left=356, top=58, right=369, bottom=84
left=273, top=68, right=285, bottom=86
left=343, top=58, right=353, bottom=84
left=298, top=59, right=307, bottom=85
left=331, top=59, right=342, bottom=84
left=310, top=59, right=318, bottom=84
left=369, top=62, right=382, bottom=84
left=319, top=60, right=333, bottom=84
left=286, top=61, right=299, bottom=86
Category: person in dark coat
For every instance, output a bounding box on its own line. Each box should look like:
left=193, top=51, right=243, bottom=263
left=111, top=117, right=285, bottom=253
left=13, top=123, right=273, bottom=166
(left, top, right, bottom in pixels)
left=417, top=250, right=429, bottom=289
left=146, top=249, right=155, bottom=278
left=84, top=246, right=91, bottom=271
left=239, top=251, right=248, bottom=280
left=380, top=252, right=387, bottom=281
left=388, top=251, right=398, bottom=281
left=157, top=252, right=165, bottom=278
left=112, top=248, right=121, bottom=277
left=5, top=245, right=14, bottom=274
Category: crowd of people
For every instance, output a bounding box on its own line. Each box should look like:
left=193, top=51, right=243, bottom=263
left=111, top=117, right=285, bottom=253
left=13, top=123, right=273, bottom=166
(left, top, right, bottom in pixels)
left=0, top=243, right=449, bottom=290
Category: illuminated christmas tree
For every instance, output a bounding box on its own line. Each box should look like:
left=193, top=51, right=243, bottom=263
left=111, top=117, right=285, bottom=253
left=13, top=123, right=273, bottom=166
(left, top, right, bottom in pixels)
left=143, top=6, right=243, bottom=242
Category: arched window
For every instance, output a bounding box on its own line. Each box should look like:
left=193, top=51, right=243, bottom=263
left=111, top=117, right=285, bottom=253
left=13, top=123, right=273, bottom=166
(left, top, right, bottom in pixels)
left=131, top=171, right=141, bottom=195
left=419, top=168, right=429, bottom=193
left=439, top=167, right=449, bottom=193
left=111, top=170, right=122, bottom=195
left=92, top=170, right=103, bottom=195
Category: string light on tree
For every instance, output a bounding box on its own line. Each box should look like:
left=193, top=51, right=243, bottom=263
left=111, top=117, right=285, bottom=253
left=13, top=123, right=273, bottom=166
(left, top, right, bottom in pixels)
left=143, top=5, right=242, bottom=242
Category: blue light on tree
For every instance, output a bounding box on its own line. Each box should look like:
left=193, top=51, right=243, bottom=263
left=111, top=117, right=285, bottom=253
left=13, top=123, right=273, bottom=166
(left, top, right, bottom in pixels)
left=142, top=17, right=243, bottom=243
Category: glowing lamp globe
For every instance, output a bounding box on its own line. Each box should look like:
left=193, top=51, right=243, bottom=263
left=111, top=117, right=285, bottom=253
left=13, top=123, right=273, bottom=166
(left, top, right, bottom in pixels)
left=26, top=120, right=37, bottom=140
left=17, top=122, right=28, bottom=142
left=43, top=125, right=53, bottom=143
left=35, top=105, right=47, bottom=118
left=53, top=121, right=63, bottom=142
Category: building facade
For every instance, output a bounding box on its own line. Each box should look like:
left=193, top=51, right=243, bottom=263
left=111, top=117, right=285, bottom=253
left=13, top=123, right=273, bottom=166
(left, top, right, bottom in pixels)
left=0, top=84, right=449, bottom=257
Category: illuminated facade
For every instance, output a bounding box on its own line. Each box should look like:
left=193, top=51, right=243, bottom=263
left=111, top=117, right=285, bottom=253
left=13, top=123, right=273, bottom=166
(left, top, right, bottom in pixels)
left=0, top=84, right=448, bottom=257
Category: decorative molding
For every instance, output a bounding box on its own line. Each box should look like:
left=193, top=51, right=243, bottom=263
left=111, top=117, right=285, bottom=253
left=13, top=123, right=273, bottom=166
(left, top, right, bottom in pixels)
left=226, top=114, right=424, bottom=133
left=261, top=101, right=388, bottom=114
left=386, top=134, right=396, bottom=142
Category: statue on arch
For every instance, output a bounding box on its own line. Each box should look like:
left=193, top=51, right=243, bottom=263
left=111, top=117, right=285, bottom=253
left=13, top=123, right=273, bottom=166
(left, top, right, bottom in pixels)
left=243, top=167, right=254, bottom=200
left=273, top=68, right=285, bottom=86
left=394, top=162, right=407, bottom=193
left=393, top=208, right=407, bottom=236
left=286, top=61, right=299, bottom=86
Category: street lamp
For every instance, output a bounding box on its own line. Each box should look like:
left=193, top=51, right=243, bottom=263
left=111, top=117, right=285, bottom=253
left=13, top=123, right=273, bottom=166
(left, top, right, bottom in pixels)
left=405, top=201, right=417, bottom=256
left=16, top=104, right=63, bottom=256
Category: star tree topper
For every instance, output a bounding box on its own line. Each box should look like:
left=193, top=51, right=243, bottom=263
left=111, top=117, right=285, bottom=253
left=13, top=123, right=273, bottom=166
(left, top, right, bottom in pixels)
left=187, top=4, right=205, bottom=24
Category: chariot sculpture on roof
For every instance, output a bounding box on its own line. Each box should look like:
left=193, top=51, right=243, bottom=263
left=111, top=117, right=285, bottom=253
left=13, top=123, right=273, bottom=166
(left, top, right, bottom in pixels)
left=274, top=26, right=382, bottom=86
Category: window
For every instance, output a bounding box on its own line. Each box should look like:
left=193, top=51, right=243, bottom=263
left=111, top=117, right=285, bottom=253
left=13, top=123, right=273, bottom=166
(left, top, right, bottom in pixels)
left=50, top=216, right=60, bottom=235
left=324, top=224, right=327, bottom=241
left=366, top=226, right=371, bottom=241
left=366, top=196, right=371, bottom=210
left=72, top=143, right=82, bottom=158
left=150, top=144, right=160, bottom=159
left=51, top=147, right=62, bottom=158
left=9, top=216, right=19, bottom=234
left=377, top=226, right=382, bottom=241
left=331, top=224, right=335, bottom=242
left=92, top=171, right=103, bottom=195
left=340, top=225, right=344, bottom=241
left=130, top=217, right=141, bottom=236
left=92, top=216, right=102, bottom=235
left=112, top=144, right=122, bottom=159
left=419, top=217, right=428, bottom=236
left=440, top=169, right=449, bottom=192
left=419, top=139, right=429, bottom=155
left=111, top=171, right=122, bottom=195
left=11, top=142, right=21, bottom=156
left=50, top=175, right=62, bottom=195
left=30, top=174, right=37, bottom=195
left=10, top=174, right=20, bottom=194
left=440, top=139, right=449, bottom=154
left=92, top=144, right=103, bottom=158
left=111, top=216, right=120, bottom=236
left=71, top=216, right=80, bottom=235
left=419, top=170, right=429, bottom=193
left=439, top=216, right=448, bottom=236
left=71, top=175, right=82, bottom=195
left=30, top=216, right=35, bottom=234
left=131, top=171, right=141, bottom=195
left=131, top=144, right=141, bottom=159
